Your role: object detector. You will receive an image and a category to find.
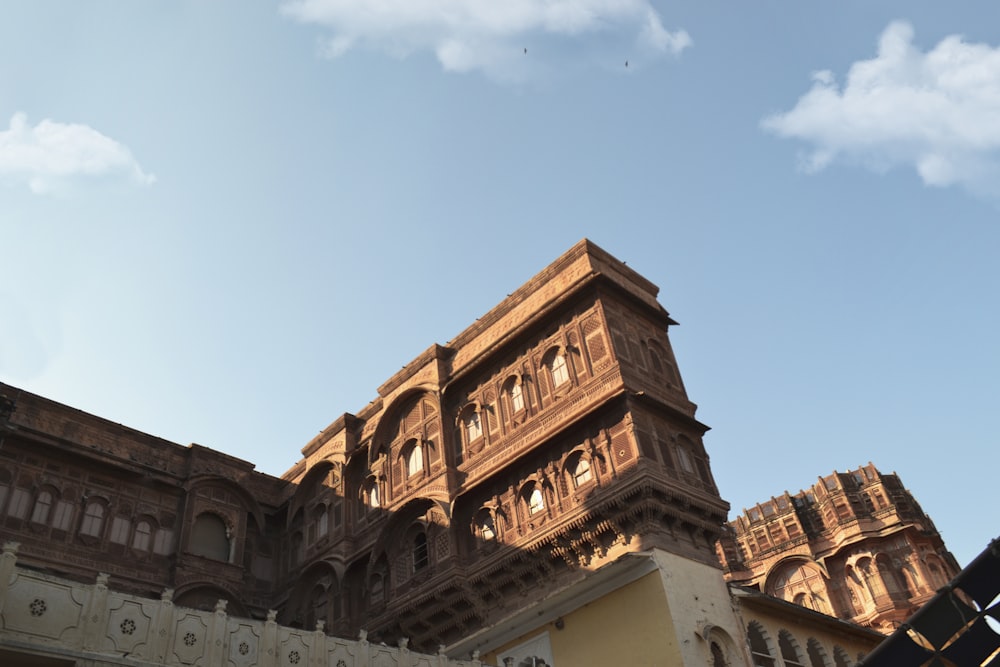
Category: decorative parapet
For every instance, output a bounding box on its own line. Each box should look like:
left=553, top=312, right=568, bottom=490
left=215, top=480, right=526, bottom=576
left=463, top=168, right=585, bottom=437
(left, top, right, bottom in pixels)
left=0, top=542, right=493, bottom=667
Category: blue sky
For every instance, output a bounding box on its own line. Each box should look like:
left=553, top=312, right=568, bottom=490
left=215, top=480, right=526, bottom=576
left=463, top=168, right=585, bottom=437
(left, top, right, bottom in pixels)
left=2, top=1, right=998, bottom=568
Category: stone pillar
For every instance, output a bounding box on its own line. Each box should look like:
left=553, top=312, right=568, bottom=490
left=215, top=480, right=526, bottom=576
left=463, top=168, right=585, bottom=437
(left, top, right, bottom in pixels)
left=396, top=637, right=411, bottom=667
left=151, top=588, right=175, bottom=663
left=0, top=541, right=19, bottom=615
left=206, top=599, right=228, bottom=666
left=356, top=629, right=370, bottom=666
left=311, top=621, right=328, bottom=667
left=261, top=610, right=279, bottom=667
left=81, top=573, right=111, bottom=651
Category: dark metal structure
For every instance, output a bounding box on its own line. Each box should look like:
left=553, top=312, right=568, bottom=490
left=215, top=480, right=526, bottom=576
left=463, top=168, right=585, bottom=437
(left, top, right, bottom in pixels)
left=859, top=537, right=1000, bottom=667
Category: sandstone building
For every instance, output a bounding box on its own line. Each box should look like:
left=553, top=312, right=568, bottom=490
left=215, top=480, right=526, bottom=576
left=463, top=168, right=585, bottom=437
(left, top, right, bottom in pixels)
left=717, top=464, right=960, bottom=634
left=0, top=240, right=898, bottom=666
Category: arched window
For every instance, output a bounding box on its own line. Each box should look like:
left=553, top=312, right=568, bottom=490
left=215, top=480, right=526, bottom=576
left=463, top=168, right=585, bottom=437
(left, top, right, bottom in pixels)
left=80, top=501, right=105, bottom=537
left=807, top=638, right=831, bottom=667
left=509, top=381, right=525, bottom=413
left=153, top=527, right=174, bottom=555
left=110, top=515, right=131, bottom=544
left=675, top=442, right=694, bottom=474
left=51, top=499, right=75, bottom=531
left=571, top=457, right=592, bottom=487
left=527, top=487, right=545, bottom=515
left=364, top=477, right=380, bottom=509
left=550, top=352, right=570, bottom=387
left=464, top=411, right=483, bottom=442
left=711, top=641, right=728, bottom=667
left=926, top=560, right=947, bottom=589
left=316, top=505, right=329, bottom=539
left=7, top=487, right=31, bottom=519
left=779, top=630, right=805, bottom=667
left=475, top=510, right=497, bottom=541
left=413, top=532, right=429, bottom=572
left=30, top=490, right=53, bottom=524
left=133, top=520, right=153, bottom=551
left=748, top=622, right=775, bottom=667
left=405, top=441, right=423, bottom=477
left=833, top=646, right=853, bottom=667
left=190, top=513, right=230, bottom=561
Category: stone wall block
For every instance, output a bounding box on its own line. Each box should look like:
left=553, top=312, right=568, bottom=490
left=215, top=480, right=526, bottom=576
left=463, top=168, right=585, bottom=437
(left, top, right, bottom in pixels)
left=370, top=642, right=399, bottom=667
left=3, top=568, right=85, bottom=646
left=227, top=618, right=263, bottom=667
left=327, top=637, right=359, bottom=667
left=278, top=627, right=309, bottom=667
left=104, top=593, right=156, bottom=658
left=172, top=610, right=210, bottom=665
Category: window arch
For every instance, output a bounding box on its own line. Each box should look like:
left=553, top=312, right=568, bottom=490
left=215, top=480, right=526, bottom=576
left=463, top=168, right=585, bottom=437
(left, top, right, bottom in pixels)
left=675, top=437, right=695, bottom=474
left=133, top=519, right=153, bottom=552
left=51, top=496, right=75, bottom=532
left=474, top=508, right=498, bottom=542
left=463, top=409, right=483, bottom=443
left=748, top=622, right=775, bottom=667
left=833, top=646, right=853, bottom=667
left=110, top=514, right=132, bottom=544
left=363, top=476, right=380, bottom=510
left=924, top=556, right=948, bottom=590
left=30, top=490, right=53, bottom=524
left=807, top=638, right=831, bottom=667
left=522, top=484, right=546, bottom=516
left=778, top=630, right=805, bottom=667
left=190, top=512, right=230, bottom=561
left=80, top=500, right=106, bottom=537
left=317, top=505, right=329, bottom=538
left=565, top=451, right=593, bottom=489
left=403, top=440, right=423, bottom=478
left=509, top=380, right=525, bottom=413
left=549, top=351, right=570, bottom=388
left=711, top=641, right=728, bottom=667
left=7, top=486, right=31, bottom=519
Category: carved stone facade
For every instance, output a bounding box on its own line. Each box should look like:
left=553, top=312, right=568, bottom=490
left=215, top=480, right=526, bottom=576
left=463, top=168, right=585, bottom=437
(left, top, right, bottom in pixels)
left=1, top=241, right=943, bottom=666
left=277, top=239, right=729, bottom=650
left=0, top=240, right=729, bottom=658
left=716, top=463, right=961, bottom=633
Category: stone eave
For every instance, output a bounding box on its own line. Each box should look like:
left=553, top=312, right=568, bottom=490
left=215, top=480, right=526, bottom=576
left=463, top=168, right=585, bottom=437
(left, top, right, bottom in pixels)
left=731, top=585, right=885, bottom=641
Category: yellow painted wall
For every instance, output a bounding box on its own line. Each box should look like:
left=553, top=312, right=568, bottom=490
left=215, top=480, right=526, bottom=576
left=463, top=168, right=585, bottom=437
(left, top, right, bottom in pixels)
left=485, top=571, right=684, bottom=667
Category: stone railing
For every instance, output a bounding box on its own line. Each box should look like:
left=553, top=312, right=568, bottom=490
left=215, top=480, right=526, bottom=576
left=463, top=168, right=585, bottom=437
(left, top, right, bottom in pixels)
left=0, top=542, right=493, bottom=667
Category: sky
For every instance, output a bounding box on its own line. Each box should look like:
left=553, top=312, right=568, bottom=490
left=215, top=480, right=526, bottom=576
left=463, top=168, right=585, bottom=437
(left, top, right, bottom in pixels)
left=2, top=1, right=998, bottom=569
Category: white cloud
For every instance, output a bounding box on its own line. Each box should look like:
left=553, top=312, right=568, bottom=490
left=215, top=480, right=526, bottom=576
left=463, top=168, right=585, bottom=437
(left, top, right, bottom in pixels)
left=763, top=21, right=1000, bottom=197
left=0, top=112, right=155, bottom=194
left=281, top=0, right=690, bottom=78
